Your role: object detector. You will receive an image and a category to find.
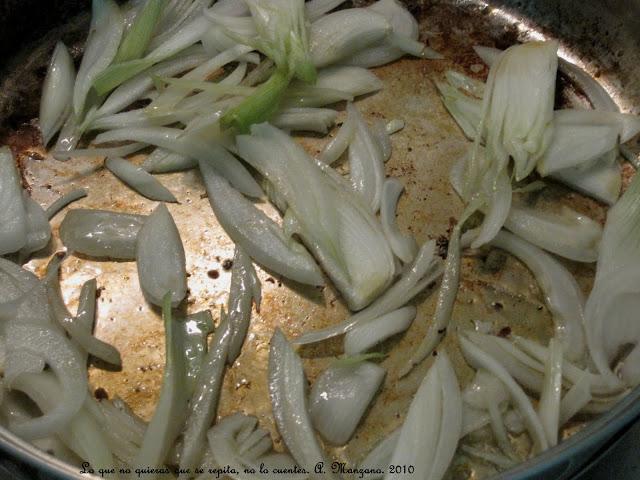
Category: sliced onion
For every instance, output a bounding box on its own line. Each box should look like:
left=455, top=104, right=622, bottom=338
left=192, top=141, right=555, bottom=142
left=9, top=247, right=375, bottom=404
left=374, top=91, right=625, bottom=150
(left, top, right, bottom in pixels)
left=386, top=351, right=461, bottom=480
left=136, top=203, right=187, bottom=307
left=60, top=208, right=146, bottom=260
left=460, top=445, right=516, bottom=470
left=272, top=108, right=338, bottom=134
left=489, top=230, right=586, bottom=361
left=558, top=58, right=619, bottom=113
left=309, top=361, right=385, bottom=445
left=178, top=310, right=214, bottom=397
left=94, top=126, right=263, bottom=198
left=380, top=178, right=418, bottom=263
left=134, top=294, right=190, bottom=472
left=199, top=158, right=324, bottom=286
left=5, top=321, right=87, bottom=440
left=73, top=0, right=123, bottom=116
left=54, top=142, right=147, bottom=161
left=559, top=373, right=592, bottom=426
left=310, top=9, right=391, bottom=68
left=268, top=329, right=334, bottom=477
left=293, top=240, right=441, bottom=345
left=45, top=253, right=122, bottom=366
left=318, top=109, right=356, bottom=165
left=347, top=102, right=386, bottom=212
left=40, top=42, right=75, bottom=146
left=179, top=315, right=231, bottom=473
left=550, top=157, right=621, bottom=206
left=344, top=306, right=416, bottom=355
left=105, top=157, right=177, bottom=202
left=504, top=204, right=602, bottom=263
left=0, top=258, right=50, bottom=326
left=226, top=247, right=261, bottom=364
left=45, top=189, right=87, bottom=220
left=537, top=338, right=563, bottom=447
left=0, top=146, right=27, bottom=255
left=359, top=428, right=400, bottom=480
left=459, top=334, right=549, bottom=452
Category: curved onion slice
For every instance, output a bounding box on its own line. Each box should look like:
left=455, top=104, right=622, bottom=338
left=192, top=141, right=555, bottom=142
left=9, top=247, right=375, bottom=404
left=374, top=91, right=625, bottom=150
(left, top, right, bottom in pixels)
left=489, top=230, right=586, bottom=361
left=386, top=351, right=461, bottom=480
left=268, top=329, right=335, bottom=478
left=380, top=178, right=418, bottom=263
left=272, top=108, right=338, bottom=134
left=45, top=254, right=121, bottom=366
left=60, top=208, right=146, bottom=260
left=105, top=157, right=177, bottom=202
left=179, top=315, right=231, bottom=473
left=226, top=247, right=262, bottom=363
left=94, top=127, right=263, bottom=198
left=314, top=66, right=383, bottom=97
left=294, top=240, right=441, bottom=345
left=0, top=258, right=50, bottom=326
left=344, top=306, right=416, bottom=355
left=5, top=321, right=87, bottom=440
left=237, top=123, right=395, bottom=311
left=142, top=148, right=195, bottom=173
left=136, top=204, right=187, bottom=307
left=0, top=146, right=27, bottom=255
left=550, top=158, right=621, bottom=206
left=309, top=361, right=385, bottom=445
left=504, top=204, right=602, bottom=263
left=199, top=159, right=323, bottom=286
left=310, top=9, right=391, bottom=68
left=11, top=372, right=113, bottom=470
left=459, top=334, right=549, bottom=452
left=538, top=338, right=563, bottom=447
left=40, top=42, right=75, bottom=146
left=359, top=428, right=400, bottom=480
left=45, top=189, right=87, bottom=220
left=134, top=294, right=190, bottom=473
left=318, top=108, right=356, bottom=165
left=347, top=102, right=385, bottom=212
left=344, top=0, right=421, bottom=68
left=73, top=0, right=124, bottom=116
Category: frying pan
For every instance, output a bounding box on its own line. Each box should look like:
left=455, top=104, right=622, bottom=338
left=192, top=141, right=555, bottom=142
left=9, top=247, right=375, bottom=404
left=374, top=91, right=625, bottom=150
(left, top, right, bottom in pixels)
left=1, top=1, right=639, bottom=479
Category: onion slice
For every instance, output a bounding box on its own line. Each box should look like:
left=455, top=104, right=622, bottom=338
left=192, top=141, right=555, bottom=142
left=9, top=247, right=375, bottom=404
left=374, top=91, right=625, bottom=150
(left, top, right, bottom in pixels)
left=344, top=306, right=416, bottom=355
left=40, top=42, right=75, bottom=146
left=105, top=157, right=177, bottom=202
left=60, top=208, right=146, bottom=260
left=0, top=146, right=27, bottom=255
left=268, top=329, right=335, bottom=478
left=537, top=338, right=563, bottom=447
left=135, top=204, right=187, bottom=307
left=380, top=178, right=418, bottom=263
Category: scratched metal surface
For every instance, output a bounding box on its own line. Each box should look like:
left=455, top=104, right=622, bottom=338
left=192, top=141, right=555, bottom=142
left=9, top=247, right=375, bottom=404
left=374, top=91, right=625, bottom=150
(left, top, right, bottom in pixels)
left=0, top=1, right=639, bottom=479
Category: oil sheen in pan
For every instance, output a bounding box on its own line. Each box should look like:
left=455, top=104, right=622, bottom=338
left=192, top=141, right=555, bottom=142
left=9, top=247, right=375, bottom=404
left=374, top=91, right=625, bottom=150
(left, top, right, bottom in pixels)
left=2, top=1, right=631, bottom=478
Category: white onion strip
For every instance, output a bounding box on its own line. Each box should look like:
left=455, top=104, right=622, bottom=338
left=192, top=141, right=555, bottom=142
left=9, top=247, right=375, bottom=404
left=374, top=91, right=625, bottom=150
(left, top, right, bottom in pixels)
left=344, top=306, right=416, bottom=355
left=105, top=157, right=178, bottom=202
left=0, top=146, right=27, bottom=255
left=380, top=178, right=418, bottom=263
left=45, top=189, right=87, bottom=220
left=39, top=42, right=75, bottom=146
left=537, top=338, right=563, bottom=447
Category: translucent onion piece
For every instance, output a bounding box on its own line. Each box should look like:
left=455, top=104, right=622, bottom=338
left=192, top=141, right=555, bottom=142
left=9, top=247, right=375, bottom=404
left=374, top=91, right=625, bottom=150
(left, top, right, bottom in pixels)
left=45, top=254, right=122, bottom=366
left=6, top=321, right=87, bottom=440
left=309, top=361, right=385, bottom=445
left=113, top=0, right=167, bottom=63
left=134, top=294, right=190, bottom=476
left=435, top=81, right=482, bottom=140
left=344, top=0, right=421, bottom=68
left=558, top=58, right=619, bottom=113
left=40, top=42, right=75, bottom=146
left=199, top=159, right=323, bottom=286
left=310, top=9, right=391, bottom=68
left=0, top=258, right=50, bottom=326
left=318, top=108, right=356, bottom=165
left=178, top=310, right=215, bottom=397
left=583, top=173, right=640, bottom=385
left=179, top=315, right=231, bottom=473
left=94, top=127, right=263, bottom=198
left=142, top=148, right=195, bottom=173
left=75, top=278, right=97, bottom=364
left=97, top=45, right=209, bottom=116
left=538, top=338, right=563, bottom=447
left=344, top=306, right=416, bottom=355
left=460, top=445, right=516, bottom=470
left=0, top=146, right=27, bottom=255
left=136, top=204, right=187, bottom=307
left=294, top=240, right=441, bottom=345
left=45, top=189, right=87, bottom=220
left=272, top=107, right=338, bottom=134
left=490, top=230, right=586, bottom=361
left=60, top=208, right=146, bottom=260
left=237, top=123, right=395, bottom=311
left=559, top=374, right=592, bottom=426
left=445, top=70, right=485, bottom=99
left=12, top=372, right=113, bottom=470
left=314, top=66, right=383, bottom=97
left=386, top=351, right=461, bottom=480
left=459, top=334, right=549, bottom=452
left=18, top=194, right=52, bottom=260
left=380, top=178, right=418, bottom=263
left=73, top=0, right=124, bottom=116
left=504, top=204, right=602, bottom=263
left=462, top=369, right=509, bottom=411
left=347, top=102, right=386, bottom=212
left=227, top=247, right=262, bottom=363
left=550, top=157, right=621, bottom=206
left=54, top=142, right=147, bottom=161
left=105, top=157, right=178, bottom=202
left=268, top=329, right=335, bottom=478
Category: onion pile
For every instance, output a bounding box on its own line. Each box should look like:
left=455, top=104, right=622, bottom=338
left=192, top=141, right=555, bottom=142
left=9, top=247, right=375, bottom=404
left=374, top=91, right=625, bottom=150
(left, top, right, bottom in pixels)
left=0, top=1, right=639, bottom=479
